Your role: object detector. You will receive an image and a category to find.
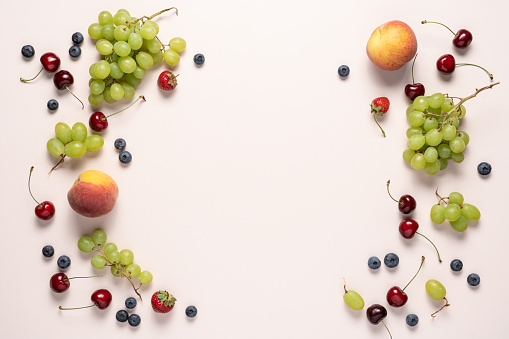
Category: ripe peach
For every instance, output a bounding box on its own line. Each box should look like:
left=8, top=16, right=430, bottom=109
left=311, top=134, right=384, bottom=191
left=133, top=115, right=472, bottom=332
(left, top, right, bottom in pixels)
left=67, top=170, right=118, bottom=218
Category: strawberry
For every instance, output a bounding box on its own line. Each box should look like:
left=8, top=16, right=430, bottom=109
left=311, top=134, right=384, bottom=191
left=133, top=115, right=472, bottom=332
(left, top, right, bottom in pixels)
left=157, top=71, right=178, bottom=91
left=370, top=97, right=390, bottom=137
left=151, top=290, right=176, bottom=313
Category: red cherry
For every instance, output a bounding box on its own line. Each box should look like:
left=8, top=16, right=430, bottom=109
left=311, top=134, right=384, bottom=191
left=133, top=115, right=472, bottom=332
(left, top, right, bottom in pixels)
left=28, top=167, right=55, bottom=221
left=53, top=70, right=74, bottom=90
left=91, top=289, right=112, bottom=310
left=436, top=54, right=456, bottom=75
left=89, top=112, right=108, bottom=132
left=404, top=83, right=425, bottom=101
left=399, top=219, right=419, bottom=238
left=453, top=29, right=473, bottom=48
left=387, top=180, right=416, bottom=214
left=41, top=52, right=61, bottom=72
left=386, top=286, right=408, bottom=307
left=50, top=273, right=70, bottom=293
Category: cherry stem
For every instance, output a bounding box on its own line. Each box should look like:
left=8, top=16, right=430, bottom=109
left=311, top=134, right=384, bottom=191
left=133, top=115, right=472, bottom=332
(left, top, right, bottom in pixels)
left=48, top=154, right=66, bottom=174
left=431, top=297, right=450, bottom=318
left=373, top=114, right=386, bottom=137
left=148, top=7, right=178, bottom=20
left=421, top=20, right=456, bottom=36
left=65, top=86, right=84, bottom=110
left=455, top=63, right=493, bottom=80
left=416, top=233, right=442, bottom=262
left=64, top=275, right=102, bottom=282
left=104, top=95, right=146, bottom=119
left=386, top=180, right=403, bottom=205
left=402, top=256, right=425, bottom=291
left=28, top=166, right=41, bottom=206
left=410, top=53, right=418, bottom=84
left=59, top=303, right=97, bottom=311
left=381, top=320, right=393, bottom=339
left=20, top=67, right=43, bottom=82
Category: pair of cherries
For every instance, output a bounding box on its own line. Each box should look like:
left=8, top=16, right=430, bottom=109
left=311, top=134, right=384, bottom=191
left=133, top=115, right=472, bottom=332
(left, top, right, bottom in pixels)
left=51, top=273, right=111, bottom=310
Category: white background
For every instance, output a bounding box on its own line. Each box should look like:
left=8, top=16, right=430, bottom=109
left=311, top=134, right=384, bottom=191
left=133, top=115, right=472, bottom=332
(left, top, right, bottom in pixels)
left=2, top=0, right=508, bottom=338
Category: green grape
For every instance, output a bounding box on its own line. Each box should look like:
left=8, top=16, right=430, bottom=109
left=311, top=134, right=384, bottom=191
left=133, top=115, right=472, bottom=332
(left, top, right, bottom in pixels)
left=425, top=279, right=446, bottom=301
left=120, top=82, right=135, bottom=99
left=90, top=79, right=106, bottom=95
left=117, top=9, right=131, bottom=17
left=88, top=93, right=104, bottom=106
left=408, top=134, right=425, bottom=150
left=139, top=271, right=153, bottom=284
left=439, top=158, right=448, bottom=170
left=114, top=41, right=131, bottom=57
left=118, top=56, right=137, bottom=73
left=406, top=127, right=423, bottom=138
left=451, top=116, right=459, bottom=127
left=64, top=141, right=87, bottom=158
left=96, top=39, right=113, bottom=55
left=47, top=138, right=65, bottom=157
left=150, top=51, right=164, bottom=64
left=448, top=192, right=464, bottom=205
left=103, top=243, right=118, bottom=256
left=427, top=106, right=442, bottom=115
left=103, top=87, right=117, bottom=103
left=428, top=93, right=445, bottom=109
left=413, top=96, right=429, bottom=111
left=126, top=264, right=141, bottom=278
left=98, top=10, right=113, bottom=25
left=126, top=73, right=142, bottom=87
left=113, top=12, right=130, bottom=26
left=408, top=111, right=425, bottom=127
left=143, top=20, right=159, bottom=32
left=458, top=105, right=466, bottom=119
left=457, top=131, right=469, bottom=146
left=109, top=62, right=124, bottom=79
left=169, top=37, right=186, bottom=53
left=343, top=290, right=364, bottom=311
left=430, top=204, right=446, bottom=224
left=444, top=203, right=461, bottom=221
left=133, top=66, right=145, bottom=79
left=106, top=250, right=121, bottom=263
left=91, top=255, right=107, bottom=269
left=424, top=147, right=438, bottom=163
left=128, top=32, right=143, bottom=50
left=437, top=144, right=452, bottom=159
left=424, top=160, right=441, bottom=175
left=402, top=148, right=415, bottom=163
left=411, top=153, right=426, bottom=170
left=92, top=229, right=107, bottom=246
left=88, top=23, right=103, bottom=40
left=163, top=49, right=180, bottom=66
left=111, top=265, right=123, bottom=277
left=449, top=137, right=465, bottom=153
left=55, top=122, right=72, bottom=144
left=136, top=51, right=153, bottom=69
left=425, top=129, right=443, bottom=147
left=406, top=104, right=415, bottom=117
left=450, top=215, right=468, bottom=232
left=442, top=124, right=456, bottom=141
left=84, top=134, right=104, bottom=152
left=140, top=25, right=157, bottom=39
left=94, top=60, right=111, bottom=79
left=101, top=24, right=115, bottom=40
left=450, top=152, right=464, bottom=163
left=77, top=236, right=95, bottom=253
left=110, top=83, right=125, bottom=100
left=441, top=98, right=454, bottom=112
left=146, top=39, right=162, bottom=53
left=120, top=249, right=134, bottom=265
left=89, top=63, right=99, bottom=79
left=114, top=25, right=130, bottom=41
left=423, top=117, right=438, bottom=132
left=71, top=122, right=87, bottom=142
left=461, top=204, right=481, bottom=221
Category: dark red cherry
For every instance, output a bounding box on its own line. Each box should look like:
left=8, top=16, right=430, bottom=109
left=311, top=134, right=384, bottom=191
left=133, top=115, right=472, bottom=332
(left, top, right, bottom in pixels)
left=399, top=219, right=419, bottom=238
left=437, top=54, right=455, bottom=75
left=50, top=273, right=70, bottom=293
left=53, top=70, right=74, bottom=90
left=399, top=194, right=416, bottom=214
left=366, top=304, right=387, bottom=324
left=91, top=289, right=112, bottom=310
left=89, top=112, right=108, bottom=132
left=41, top=52, right=61, bottom=73
left=404, top=83, right=425, bottom=101
left=35, top=201, right=56, bottom=220
left=386, top=286, right=408, bottom=307
left=453, top=29, right=473, bottom=48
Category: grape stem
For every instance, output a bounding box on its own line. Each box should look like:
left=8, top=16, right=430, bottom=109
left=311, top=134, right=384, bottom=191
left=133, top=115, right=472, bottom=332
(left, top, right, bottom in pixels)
left=28, top=166, right=41, bottom=206
left=386, top=180, right=403, bottom=205
left=65, top=86, right=84, bottom=110
left=20, top=67, right=43, bottom=82
left=403, top=256, right=425, bottom=291
left=431, top=297, right=450, bottom=318
left=103, top=95, right=146, bottom=120
left=133, top=7, right=178, bottom=24
left=155, top=36, right=165, bottom=51
left=342, top=277, right=348, bottom=294
left=381, top=320, right=393, bottom=339
left=421, top=20, right=456, bottom=36
left=435, top=188, right=449, bottom=205
left=48, top=154, right=66, bottom=174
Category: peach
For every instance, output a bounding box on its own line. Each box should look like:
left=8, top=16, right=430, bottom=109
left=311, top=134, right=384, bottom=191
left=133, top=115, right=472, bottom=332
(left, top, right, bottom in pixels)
left=366, top=20, right=417, bottom=71
left=67, top=170, right=118, bottom=218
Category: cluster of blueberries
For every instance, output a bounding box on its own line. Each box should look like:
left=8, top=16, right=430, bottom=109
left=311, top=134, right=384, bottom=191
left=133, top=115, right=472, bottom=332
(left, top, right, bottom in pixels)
left=114, top=138, right=132, bottom=164
left=42, top=245, right=71, bottom=269
left=116, top=297, right=141, bottom=326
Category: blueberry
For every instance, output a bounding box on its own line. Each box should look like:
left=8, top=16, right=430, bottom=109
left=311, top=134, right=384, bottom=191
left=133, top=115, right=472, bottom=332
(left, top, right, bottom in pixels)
left=21, top=45, right=35, bottom=58
left=467, top=273, right=480, bottom=286
left=57, top=255, right=71, bottom=269
left=116, top=310, right=128, bottom=322
left=186, top=305, right=198, bottom=318
left=119, top=150, right=132, bottom=164
left=338, top=65, right=350, bottom=77
left=406, top=314, right=419, bottom=326
left=368, top=256, right=381, bottom=270
left=69, top=45, right=81, bottom=58
left=128, top=314, right=141, bottom=327
left=47, top=99, right=59, bottom=111
left=477, top=162, right=491, bottom=176
left=114, top=138, right=126, bottom=151
left=42, top=245, right=54, bottom=258
left=384, top=253, right=399, bottom=268
left=193, top=53, right=205, bottom=65
left=450, top=259, right=463, bottom=272
left=125, top=297, right=137, bottom=309
left=72, top=32, right=84, bottom=45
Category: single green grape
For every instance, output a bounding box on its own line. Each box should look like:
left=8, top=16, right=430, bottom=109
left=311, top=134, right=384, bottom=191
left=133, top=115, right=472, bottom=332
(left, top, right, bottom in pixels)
left=461, top=204, right=481, bottom=221
left=88, top=93, right=104, bottom=106
left=424, top=160, right=441, bottom=175
left=103, top=87, right=116, bottom=104
left=441, top=98, right=454, bottom=112
left=89, top=63, right=99, bottom=79
left=94, top=60, right=111, bottom=79
left=113, top=12, right=130, bottom=26
left=88, top=23, right=103, bottom=40
left=119, top=249, right=134, bottom=265
left=55, top=122, right=72, bottom=144
left=451, top=116, right=459, bottom=127
left=118, top=56, right=137, bottom=73
left=65, top=141, right=87, bottom=158
left=111, top=265, right=123, bottom=277
left=71, top=122, right=87, bottom=142
left=430, top=204, right=446, bottom=224
left=92, top=229, right=107, bottom=246
left=150, top=51, right=164, bottom=64
left=103, top=243, right=118, bottom=256
left=448, top=192, right=464, bottom=205
left=163, top=49, right=180, bottom=66
left=449, top=137, right=466, bottom=153
left=126, top=73, right=142, bottom=87
left=146, top=39, right=162, bottom=53
left=450, top=152, right=464, bottom=163
left=91, top=255, right=107, bottom=269
left=428, top=93, right=445, bottom=109
left=109, top=62, right=124, bottom=79
left=423, top=117, right=438, bottom=132
left=458, top=105, right=466, bottom=119
left=425, top=129, right=443, bottom=147
left=413, top=96, right=429, bottom=111
left=442, top=124, right=457, bottom=141
left=169, top=37, right=186, bottom=53
left=343, top=289, right=364, bottom=311
left=114, top=25, right=130, bottom=41
left=106, top=250, right=121, bottom=264
left=408, top=111, right=425, bottom=127
left=425, top=279, right=446, bottom=301
left=411, top=153, right=426, bottom=170
left=90, top=79, right=106, bottom=95
left=117, top=9, right=131, bottom=17
left=450, top=215, right=468, bottom=232
left=139, top=24, right=157, bottom=40
left=439, top=158, right=448, bottom=170
left=101, top=24, right=115, bottom=40
left=133, top=66, right=145, bottom=79
left=96, top=39, right=113, bottom=55
left=457, top=131, right=469, bottom=146
left=120, top=82, right=135, bottom=99
left=444, top=203, right=461, bottom=221
left=84, top=135, right=104, bottom=152
left=406, top=127, right=422, bottom=138
left=143, top=19, right=159, bottom=32
left=406, top=103, right=415, bottom=116
left=128, top=32, right=143, bottom=50
left=114, top=41, right=131, bottom=57
left=139, top=271, right=153, bottom=284
left=136, top=51, right=154, bottom=69
left=110, top=83, right=125, bottom=100
left=77, top=236, right=95, bottom=253
left=424, top=147, right=438, bottom=163
left=437, top=144, right=452, bottom=159
left=402, top=148, right=415, bottom=163
left=47, top=138, right=65, bottom=157
left=427, top=106, right=442, bottom=115
left=98, top=10, right=113, bottom=25
left=408, top=134, right=426, bottom=150
left=126, top=264, right=141, bottom=278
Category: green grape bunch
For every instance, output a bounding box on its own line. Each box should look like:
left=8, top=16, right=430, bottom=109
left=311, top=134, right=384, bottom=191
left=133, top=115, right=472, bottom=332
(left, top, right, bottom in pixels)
left=78, top=229, right=153, bottom=300
left=87, top=7, right=186, bottom=106
left=47, top=122, right=104, bottom=173
left=403, top=82, right=499, bottom=175
left=430, top=189, right=481, bottom=232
